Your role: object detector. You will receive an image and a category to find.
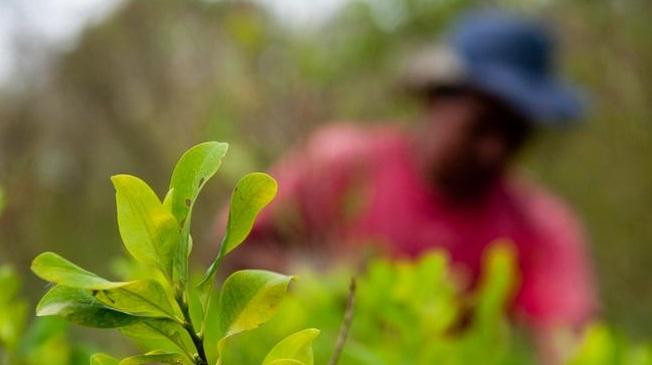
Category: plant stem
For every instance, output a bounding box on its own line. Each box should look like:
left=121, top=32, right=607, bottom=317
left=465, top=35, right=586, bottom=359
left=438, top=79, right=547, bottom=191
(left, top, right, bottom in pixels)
left=327, top=277, right=357, bottom=365
left=177, top=290, right=208, bottom=365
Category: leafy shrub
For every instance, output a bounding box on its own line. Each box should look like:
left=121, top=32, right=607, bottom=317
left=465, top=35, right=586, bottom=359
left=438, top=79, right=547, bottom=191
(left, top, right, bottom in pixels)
left=222, top=242, right=535, bottom=365
left=30, top=142, right=319, bottom=365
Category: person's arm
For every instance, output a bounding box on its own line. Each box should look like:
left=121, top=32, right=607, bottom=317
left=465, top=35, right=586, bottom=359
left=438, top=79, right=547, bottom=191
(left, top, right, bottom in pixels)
left=223, top=124, right=370, bottom=271
left=515, top=191, right=597, bottom=364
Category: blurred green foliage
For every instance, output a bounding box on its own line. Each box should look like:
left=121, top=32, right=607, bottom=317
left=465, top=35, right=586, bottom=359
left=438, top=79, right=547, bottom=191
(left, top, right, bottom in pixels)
left=223, top=244, right=652, bottom=365
left=0, top=265, right=93, bottom=365
left=222, top=243, right=535, bottom=365
left=0, top=0, right=650, bottom=343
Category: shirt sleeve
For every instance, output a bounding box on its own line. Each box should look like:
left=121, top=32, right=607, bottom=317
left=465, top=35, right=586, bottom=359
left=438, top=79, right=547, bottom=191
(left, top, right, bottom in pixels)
left=515, top=191, right=598, bottom=329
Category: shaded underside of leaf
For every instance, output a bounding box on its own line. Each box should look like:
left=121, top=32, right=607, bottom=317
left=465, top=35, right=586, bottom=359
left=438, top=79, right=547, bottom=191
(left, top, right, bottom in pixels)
left=95, top=280, right=181, bottom=320
left=120, top=318, right=195, bottom=357
left=36, top=285, right=138, bottom=328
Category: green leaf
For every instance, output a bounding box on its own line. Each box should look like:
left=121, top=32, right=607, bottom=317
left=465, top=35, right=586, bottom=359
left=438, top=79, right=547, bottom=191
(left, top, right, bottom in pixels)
left=36, top=286, right=137, bottom=328
left=199, top=173, right=277, bottom=287
left=266, top=360, right=305, bottom=365
left=168, top=142, right=228, bottom=284
left=168, top=142, right=229, bottom=226
left=112, top=174, right=180, bottom=280
left=91, top=353, right=120, bottom=365
left=217, top=270, right=293, bottom=352
left=0, top=265, right=20, bottom=305
left=120, top=318, right=194, bottom=357
left=119, top=350, right=185, bottom=365
left=221, top=173, right=277, bottom=255
left=31, top=252, right=130, bottom=290
left=94, top=280, right=181, bottom=320
left=263, top=328, right=320, bottom=365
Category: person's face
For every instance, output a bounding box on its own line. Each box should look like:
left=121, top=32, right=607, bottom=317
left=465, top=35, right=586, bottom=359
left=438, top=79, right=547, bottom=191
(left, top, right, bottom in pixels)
left=420, top=89, right=530, bottom=195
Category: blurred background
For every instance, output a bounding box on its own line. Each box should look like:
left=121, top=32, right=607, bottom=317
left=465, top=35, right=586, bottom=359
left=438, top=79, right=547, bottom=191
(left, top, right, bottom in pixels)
left=0, top=0, right=650, bottom=343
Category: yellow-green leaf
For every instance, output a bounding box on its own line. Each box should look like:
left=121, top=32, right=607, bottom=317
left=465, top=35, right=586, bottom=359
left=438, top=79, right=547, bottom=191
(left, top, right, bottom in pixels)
left=31, top=252, right=130, bottom=290
left=91, top=353, right=120, bottom=365
left=112, top=174, right=180, bottom=280
left=222, top=172, right=277, bottom=255
left=199, top=173, right=277, bottom=288
left=266, top=360, right=305, bottom=365
left=168, top=142, right=228, bottom=284
left=218, top=270, right=293, bottom=352
left=119, top=350, right=185, bottom=365
left=263, top=328, right=320, bottom=365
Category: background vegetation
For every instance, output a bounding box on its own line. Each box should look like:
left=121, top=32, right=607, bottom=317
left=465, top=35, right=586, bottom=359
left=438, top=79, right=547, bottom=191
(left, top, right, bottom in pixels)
left=0, top=0, right=650, bottom=352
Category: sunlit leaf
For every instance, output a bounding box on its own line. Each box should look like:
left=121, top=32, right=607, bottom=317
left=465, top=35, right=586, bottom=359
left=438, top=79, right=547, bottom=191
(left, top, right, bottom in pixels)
left=217, top=270, right=292, bottom=352
left=91, top=353, right=120, bottom=365
left=112, top=174, right=180, bottom=280
left=119, top=350, right=185, bottom=365
left=199, top=173, right=277, bottom=287
left=31, top=252, right=130, bottom=290
left=36, top=286, right=137, bottom=328
left=168, top=141, right=228, bottom=227
left=221, top=172, right=277, bottom=255
left=266, top=360, right=305, bottom=365
left=95, top=280, right=181, bottom=320
left=167, top=142, right=228, bottom=284
left=262, top=328, right=320, bottom=365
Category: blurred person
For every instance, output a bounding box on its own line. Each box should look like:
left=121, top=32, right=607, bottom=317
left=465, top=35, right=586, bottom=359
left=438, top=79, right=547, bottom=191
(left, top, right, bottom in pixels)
left=227, top=10, right=596, bottom=365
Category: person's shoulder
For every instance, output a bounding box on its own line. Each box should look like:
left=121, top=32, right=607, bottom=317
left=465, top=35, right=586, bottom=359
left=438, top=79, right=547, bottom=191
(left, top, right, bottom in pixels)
left=506, top=175, right=584, bottom=241
left=304, top=121, right=409, bottom=163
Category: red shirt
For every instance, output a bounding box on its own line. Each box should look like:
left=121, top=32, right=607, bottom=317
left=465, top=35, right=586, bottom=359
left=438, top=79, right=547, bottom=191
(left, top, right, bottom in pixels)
left=253, top=123, right=597, bottom=328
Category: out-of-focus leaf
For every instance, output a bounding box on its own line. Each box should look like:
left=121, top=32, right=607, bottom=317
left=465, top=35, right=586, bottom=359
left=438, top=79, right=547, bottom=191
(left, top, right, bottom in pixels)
left=474, top=240, right=518, bottom=330
left=217, top=270, right=292, bottom=352
left=95, top=280, right=181, bottom=320
left=91, top=353, right=120, bottom=365
left=31, top=252, right=130, bottom=290
left=0, top=265, right=20, bottom=305
left=36, top=286, right=137, bottom=328
left=112, top=174, right=180, bottom=280
left=199, top=173, right=277, bottom=287
left=263, top=328, right=320, bottom=365
left=119, top=350, right=185, bottom=365
left=168, top=142, right=228, bottom=284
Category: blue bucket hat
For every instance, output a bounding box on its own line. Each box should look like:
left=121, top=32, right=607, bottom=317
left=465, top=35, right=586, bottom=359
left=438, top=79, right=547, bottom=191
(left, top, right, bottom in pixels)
left=405, top=10, right=585, bottom=126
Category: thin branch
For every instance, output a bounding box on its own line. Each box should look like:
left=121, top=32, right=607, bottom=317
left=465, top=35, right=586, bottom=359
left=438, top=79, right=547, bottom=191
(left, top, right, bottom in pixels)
left=176, top=289, right=208, bottom=365
left=327, top=277, right=357, bottom=365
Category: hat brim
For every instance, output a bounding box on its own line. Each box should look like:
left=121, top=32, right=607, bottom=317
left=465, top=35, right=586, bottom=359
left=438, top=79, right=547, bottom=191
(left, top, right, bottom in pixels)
left=465, top=62, right=586, bottom=126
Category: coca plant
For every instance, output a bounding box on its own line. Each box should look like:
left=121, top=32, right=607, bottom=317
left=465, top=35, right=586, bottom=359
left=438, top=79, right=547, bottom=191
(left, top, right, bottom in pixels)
left=30, top=142, right=319, bottom=365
